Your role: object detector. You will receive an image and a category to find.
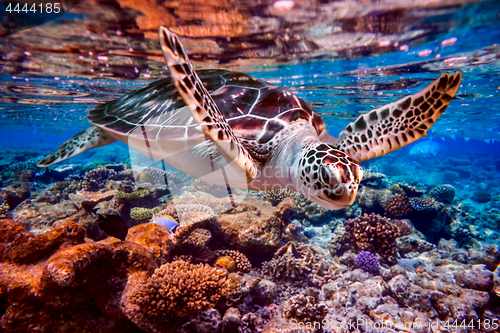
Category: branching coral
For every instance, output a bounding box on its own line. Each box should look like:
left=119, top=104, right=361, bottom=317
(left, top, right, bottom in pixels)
left=354, top=251, right=379, bottom=273
left=82, top=168, right=117, bottom=192
left=122, top=261, right=229, bottom=323
left=343, top=213, right=399, bottom=259
left=213, top=249, right=251, bottom=273
left=383, top=194, right=413, bottom=217
left=429, top=184, right=456, bottom=204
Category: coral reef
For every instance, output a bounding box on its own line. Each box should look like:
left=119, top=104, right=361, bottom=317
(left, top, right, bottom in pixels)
left=354, top=251, right=379, bottom=273
left=0, top=216, right=208, bottom=332
left=204, top=196, right=295, bottom=258
left=130, top=206, right=161, bottom=222
left=429, top=184, right=456, bottom=204
left=409, top=196, right=443, bottom=213
left=173, top=239, right=215, bottom=264
left=284, top=295, right=327, bottom=322
left=383, top=193, right=413, bottom=217
left=0, top=201, right=9, bottom=218
left=215, top=256, right=236, bottom=272
left=394, top=219, right=413, bottom=237
left=213, top=250, right=251, bottom=273
left=343, top=213, right=400, bottom=259
left=262, top=242, right=320, bottom=280
left=122, top=260, right=229, bottom=331
left=82, top=168, right=117, bottom=192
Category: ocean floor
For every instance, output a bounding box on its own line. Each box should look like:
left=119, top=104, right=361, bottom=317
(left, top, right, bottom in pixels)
left=0, top=145, right=499, bottom=333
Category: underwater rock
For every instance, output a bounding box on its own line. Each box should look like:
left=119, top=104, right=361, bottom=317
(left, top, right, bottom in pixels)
left=472, top=189, right=492, bottom=203
left=176, top=308, right=222, bottom=333
left=454, top=265, right=494, bottom=292
left=356, top=185, right=392, bottom=210
left=466, top=246, right=500, bottom=271
left=0, top=185, right=30, bottom=210
left=252, top=279, right=278, bottom=306
left=207, top=197, right=295, bottom=257
left=222, top=307, right=241, bottom=333
left=396, top=234, right=436, bottom=256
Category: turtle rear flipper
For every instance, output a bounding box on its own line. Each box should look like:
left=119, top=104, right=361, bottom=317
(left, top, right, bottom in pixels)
left=159, top=26, right=257, bottom=183
left=37, top=126, right=116, bottom=167
left=335, top=72, right=462, bottom=162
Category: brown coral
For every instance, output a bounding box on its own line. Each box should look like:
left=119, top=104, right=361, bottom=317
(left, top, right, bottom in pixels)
left=284, top=295, right=327, bottom=322
left=394, top=219, right=412, bottom=237
left=122, top=261, right=229, bottom=328
left=262, top=242, right=320, bottom=280
left=82, top=168, right=117, bottom=192
left=0, top=219, right=158, bottom=332
left=214, top=249, right=251, bottom=273
left=383, top=193, right=413, bottom=217
left=343, top=213, right=399, bottom=259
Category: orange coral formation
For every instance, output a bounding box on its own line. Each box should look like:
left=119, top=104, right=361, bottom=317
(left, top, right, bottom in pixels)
left=0, top=218, right=206, bottom=332
left=122, top=260, right=229, bottom=331
left=214, top=249, right=251, bottom=273
left=215, top=255, right=237, bottom=272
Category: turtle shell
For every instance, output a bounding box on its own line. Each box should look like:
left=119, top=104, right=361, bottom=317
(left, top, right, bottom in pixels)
left=87, top=69, right=326, bottom=158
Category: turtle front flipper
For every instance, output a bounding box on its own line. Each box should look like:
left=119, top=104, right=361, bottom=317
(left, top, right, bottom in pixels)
left=37, top=126, right=116, bottom=167
left=335, top=72, right=462, bottom=162
left=159, top=26, right=257, bottom=183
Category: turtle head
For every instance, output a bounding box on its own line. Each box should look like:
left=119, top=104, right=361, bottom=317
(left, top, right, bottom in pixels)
left=296, top=143, right=363, bottom=210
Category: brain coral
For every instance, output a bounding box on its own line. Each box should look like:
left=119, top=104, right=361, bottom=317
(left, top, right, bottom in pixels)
left=429, top=184, right=456, bottom=204
left=383, top=194, right=413, bottom=217
left=343, top=213, right=399, bottom=259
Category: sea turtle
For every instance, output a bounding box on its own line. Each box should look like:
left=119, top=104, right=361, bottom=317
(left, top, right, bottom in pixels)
left=38, top=27, right=462, bottom=210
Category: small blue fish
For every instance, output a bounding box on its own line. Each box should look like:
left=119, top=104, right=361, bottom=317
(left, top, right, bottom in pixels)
left=150, top=213, right=179, bottom=232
